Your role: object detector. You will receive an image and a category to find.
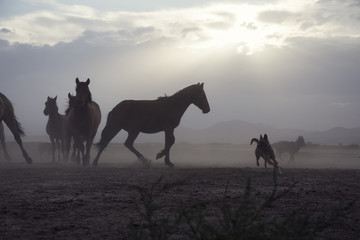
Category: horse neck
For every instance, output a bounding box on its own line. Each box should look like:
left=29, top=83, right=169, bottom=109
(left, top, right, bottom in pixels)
left=169, top=91, right=193, bottom=116
left=47, top=109, right=61, bottom=120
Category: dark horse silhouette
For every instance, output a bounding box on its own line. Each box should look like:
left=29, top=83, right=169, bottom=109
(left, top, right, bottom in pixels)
left=0, top=92, right=32, bottom=164
left=93, top=83, right=210, bottom=167
left=0, top=122, right=11, bottom=160
left=67, top=78, right=101, bottom=166
left=65, top=93, right=82, bottom=162
left=43, top=96, right=67, bottom=162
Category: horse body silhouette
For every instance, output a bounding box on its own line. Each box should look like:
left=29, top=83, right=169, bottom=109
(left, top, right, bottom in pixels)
left=67, top=78, right=101, bottom=166
left=64, top=93, right=82, bottom=162
left=93, top=83, right=210, bottom=167
left=0, top=92, right=32, bottom=164
left=251, top=134, right=281, bottom=173
left=43, top=96, right=67, bottom=162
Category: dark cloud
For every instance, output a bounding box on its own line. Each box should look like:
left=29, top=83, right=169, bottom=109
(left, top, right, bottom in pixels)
left=0, top=28, right=12, bottom=33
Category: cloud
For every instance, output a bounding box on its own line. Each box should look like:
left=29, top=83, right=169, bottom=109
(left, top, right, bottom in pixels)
left=0, top=28, right=12, bottom=33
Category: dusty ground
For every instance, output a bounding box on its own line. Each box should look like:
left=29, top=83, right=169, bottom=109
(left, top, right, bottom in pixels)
left=0, top=142, right=359, bottom=239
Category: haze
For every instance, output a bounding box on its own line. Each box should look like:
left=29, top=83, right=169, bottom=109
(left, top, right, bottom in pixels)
left=1, top=0, right=360, bottom=139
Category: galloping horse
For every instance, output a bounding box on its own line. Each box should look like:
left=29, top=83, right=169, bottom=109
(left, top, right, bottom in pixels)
left=0, top=122, right=11, bottom=160
left=67, top=78, right=101, bottom=166
left=93, top=83, right=210, bottom=167
left=43, top=96, right=67, bottom=162
left=0, top=92, right=32, bottom=164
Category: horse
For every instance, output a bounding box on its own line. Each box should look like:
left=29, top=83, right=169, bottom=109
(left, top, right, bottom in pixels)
left=67, top=78, right=101, bottom=166
left=272, top=136, right=306, bottom=162
left=64, top=93, right=83, bottom=162
left=43, top=96, right=67, bottom=162
left=0, top=122, right=11, bottom=160
left=251, top=134, right=281, bottom=173
left=0, top=92, right=32, bottom=164
left=93, top=83, right=210, bottom=168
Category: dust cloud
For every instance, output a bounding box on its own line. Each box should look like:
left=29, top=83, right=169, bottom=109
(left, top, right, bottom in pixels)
left=1, top=141, right=359, bottom=170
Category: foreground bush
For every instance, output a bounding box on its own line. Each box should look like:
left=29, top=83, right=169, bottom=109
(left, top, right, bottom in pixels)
left=128, top=170, right=355, bottom=240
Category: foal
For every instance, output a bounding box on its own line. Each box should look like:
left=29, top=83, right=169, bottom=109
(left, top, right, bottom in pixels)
left=43, top=96, right=67, bottom=162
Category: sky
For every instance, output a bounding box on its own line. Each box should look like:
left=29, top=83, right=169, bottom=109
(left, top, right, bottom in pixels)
left=1, top=0, right=360, bottom=138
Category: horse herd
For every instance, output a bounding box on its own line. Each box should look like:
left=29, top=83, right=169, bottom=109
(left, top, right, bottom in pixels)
left=1, top=79, right=306, bottom=170
left=0, top=78, right=211, bottom=168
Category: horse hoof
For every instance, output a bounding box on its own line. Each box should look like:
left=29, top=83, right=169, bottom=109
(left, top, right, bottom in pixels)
left=26, top=157, right=33, bottom=164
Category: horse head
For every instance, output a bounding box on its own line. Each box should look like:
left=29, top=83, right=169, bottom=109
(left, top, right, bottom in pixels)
left=75, top=78, right=92, bottom=107
left=192, top=83, right=210, bottom=114
left=43, top=96, right=58, bottom=116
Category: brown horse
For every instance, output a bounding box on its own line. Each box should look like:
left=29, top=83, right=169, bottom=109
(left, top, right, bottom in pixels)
left=64, top=93, right=83, bottom=162
left=43, top=96, right=67, bottom=162
left=0, top=122, right=11, bottom=160
left=0, top=92, right=32, bottom=164
left=93, top=83, right=210, bottom=167
left=67, top=78, right=101, bottom=166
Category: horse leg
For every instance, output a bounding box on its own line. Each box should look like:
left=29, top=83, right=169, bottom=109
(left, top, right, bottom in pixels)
left=255, top=149, right=260, bottom=167
left=162, top=130, right=175, bottom=167
left=0, top=123, right=11, bottom=161
left=50, top=137, right=56, bottom=162
left=124, top=131, right=148, bottom=166
left=56, top=138, right=61, bottom=161
left=5, top=120, right=32, bottom=164
left=83, top=137, right=95, bottom=167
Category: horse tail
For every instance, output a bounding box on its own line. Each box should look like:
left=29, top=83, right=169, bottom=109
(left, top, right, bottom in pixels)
left=250, top=138, right=258, bottom=145
left=94, top=110, right=120, bottom=151
left=14, top=118, right=25, bottom=136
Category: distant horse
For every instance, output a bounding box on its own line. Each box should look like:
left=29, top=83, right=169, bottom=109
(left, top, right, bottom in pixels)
left=0, top=122, right=11, bottom=160
left=67, top=78, right=101, bottom=166
left=272, top=136, right=306, bottom=162
left=64, top=93, right=82, bottom=162
left=251, top=134, right=281, bottom=173
left=43, top=96, right=67, bottom=162
left=0, top=92, right=32, bottom=164
left=93, top=83, right=210, bottom=167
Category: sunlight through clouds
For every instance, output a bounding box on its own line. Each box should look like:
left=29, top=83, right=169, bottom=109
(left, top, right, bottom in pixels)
left=1, top=0, right=359, bottom=53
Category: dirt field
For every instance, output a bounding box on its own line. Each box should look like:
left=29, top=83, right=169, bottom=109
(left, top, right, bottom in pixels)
left=1, top=142, right=360, bottom=239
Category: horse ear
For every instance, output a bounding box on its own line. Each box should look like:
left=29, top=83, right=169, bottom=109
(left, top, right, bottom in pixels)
left=200, top=83, right=204, bottom=88
left=264, top=134, right=268, bottom=141
left=68, top=93, right=71, bottom=98
left=76, top=78, right=80, bottom=84
left=260, top=134, right=263, bottom=139
left=54, top=96, right=57, bottom=101
left=86, top=78, right=90, bottom=85
left=47, top=96, right=51, bottom=101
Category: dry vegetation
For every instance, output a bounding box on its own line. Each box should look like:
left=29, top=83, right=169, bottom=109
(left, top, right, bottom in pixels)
left=0, top=142, right=359, bottom=239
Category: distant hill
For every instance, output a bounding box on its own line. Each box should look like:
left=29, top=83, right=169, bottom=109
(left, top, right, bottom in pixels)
left=20, top=120, right=360, bottom=145
left=174, top=120, right=360, bottom=145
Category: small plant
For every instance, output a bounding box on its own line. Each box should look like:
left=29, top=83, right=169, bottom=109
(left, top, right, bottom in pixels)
left=128, top=170, right=356, bottom=240
left=128, top=176, right=186, bottom=240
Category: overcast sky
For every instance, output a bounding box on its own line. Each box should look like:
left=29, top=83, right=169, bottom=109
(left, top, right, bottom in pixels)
left=1, top=0, right=360, bottom=137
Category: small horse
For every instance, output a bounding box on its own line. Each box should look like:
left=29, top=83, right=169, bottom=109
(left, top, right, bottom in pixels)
left=272, top=136, right=306, bottom=162
left=251, top=134, right=281, bottom=173
left=64, top=93, right=83, bottom=162
left=67, top=78, right=101, bottom=166
left=0, top=92, right=32, bottom=164
left=0, top=122, right=11, bottom=160
left=43, top=96, right=67, bottom=162
left=93, top=83, right=210, bottom=167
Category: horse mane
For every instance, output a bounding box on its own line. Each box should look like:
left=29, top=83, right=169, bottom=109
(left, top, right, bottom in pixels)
left=157, top=84, right=198, bottom=102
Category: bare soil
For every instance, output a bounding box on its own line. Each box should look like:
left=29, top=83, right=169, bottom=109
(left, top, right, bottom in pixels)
left=0, top=142, right=359, bottom=239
